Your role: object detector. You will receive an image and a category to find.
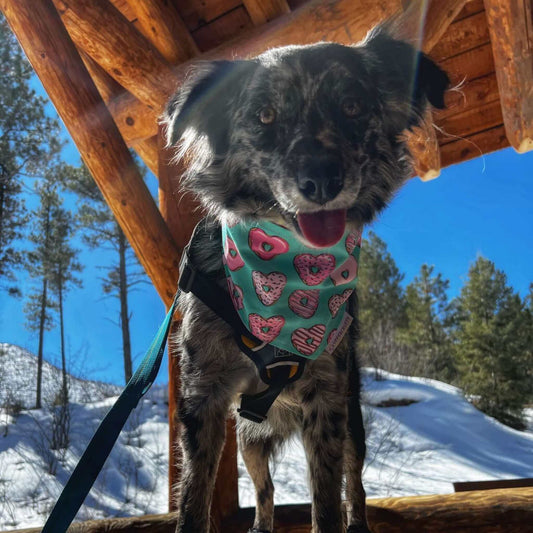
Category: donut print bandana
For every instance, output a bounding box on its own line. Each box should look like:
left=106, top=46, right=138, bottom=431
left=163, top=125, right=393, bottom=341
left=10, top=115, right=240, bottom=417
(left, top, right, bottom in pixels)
left=222, top=220, right=362, bottom=359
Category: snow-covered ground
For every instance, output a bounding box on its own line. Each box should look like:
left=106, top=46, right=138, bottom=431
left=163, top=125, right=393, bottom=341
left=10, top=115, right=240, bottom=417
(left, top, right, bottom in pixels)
left=1, top=344, right=532, bottom=530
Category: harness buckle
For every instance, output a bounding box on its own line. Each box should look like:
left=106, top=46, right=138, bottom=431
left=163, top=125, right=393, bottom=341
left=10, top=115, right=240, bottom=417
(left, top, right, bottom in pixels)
left=178, top=246, right=195, bottom=293
left=237, top=408, right=267, bottom=424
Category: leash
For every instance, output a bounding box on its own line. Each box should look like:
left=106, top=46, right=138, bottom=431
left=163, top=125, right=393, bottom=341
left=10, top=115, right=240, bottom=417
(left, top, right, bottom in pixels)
left=41, top=290, right=180, bottom=533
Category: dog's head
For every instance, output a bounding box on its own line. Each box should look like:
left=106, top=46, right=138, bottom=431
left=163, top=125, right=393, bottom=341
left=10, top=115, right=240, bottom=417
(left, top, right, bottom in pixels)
left=164, top=28, right=449, bottom=247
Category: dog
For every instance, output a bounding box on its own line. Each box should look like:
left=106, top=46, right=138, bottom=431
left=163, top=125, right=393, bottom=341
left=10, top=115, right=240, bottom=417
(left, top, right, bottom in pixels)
left=163, top=25, right=448, bottom=533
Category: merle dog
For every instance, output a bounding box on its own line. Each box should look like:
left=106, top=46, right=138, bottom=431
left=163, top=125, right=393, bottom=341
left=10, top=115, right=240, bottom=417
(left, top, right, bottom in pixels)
left=163, top=26, right=448, bottom=533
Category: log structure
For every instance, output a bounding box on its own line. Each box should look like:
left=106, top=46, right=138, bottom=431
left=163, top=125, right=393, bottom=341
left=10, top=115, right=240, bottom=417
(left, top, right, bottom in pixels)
left=1, top=0, right=531, bottom=531
left=10, top=487, right=533, bottom=533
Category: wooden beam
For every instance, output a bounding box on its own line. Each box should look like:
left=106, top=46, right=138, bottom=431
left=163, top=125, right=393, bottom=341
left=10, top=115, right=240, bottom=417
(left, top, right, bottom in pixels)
left=132, top=136, right=159, bottom=176
left=0, top=0, right=180, bottom=305
left=484, top=0, right=533, bottom=153
left=243, top=0, right=291, bottom=25
left=126, top=0, right=199, bottom=63
left=80, top=53, right=159, bottom=146
left=53, top=0, right=177, bottom=113
left=12, top=487, right=531, bottom=532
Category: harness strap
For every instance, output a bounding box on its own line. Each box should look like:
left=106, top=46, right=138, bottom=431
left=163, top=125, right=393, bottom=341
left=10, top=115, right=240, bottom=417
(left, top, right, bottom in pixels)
left=41, top=290, right=180, bottom=533
left=179, top=235, right=306, bottom=423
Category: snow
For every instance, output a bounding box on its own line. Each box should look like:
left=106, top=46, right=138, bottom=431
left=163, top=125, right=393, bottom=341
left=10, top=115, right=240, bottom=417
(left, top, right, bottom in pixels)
left=1, top=345, right=532, bottom=529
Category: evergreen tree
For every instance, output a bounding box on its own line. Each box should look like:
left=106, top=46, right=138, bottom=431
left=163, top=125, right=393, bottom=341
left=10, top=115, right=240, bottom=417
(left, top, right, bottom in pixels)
left=60, top=165, right=147, bottom=384
left=24, top=181, right=59, bottom=409
left=0, top=15, right=62, bottom=292
left=357, top=231, right=407, bottom=372
left=453, top=256, right=530, bottom=429
left=400, top=264, right=455, bottom=381
left=48, top=192, right=83, bottom=407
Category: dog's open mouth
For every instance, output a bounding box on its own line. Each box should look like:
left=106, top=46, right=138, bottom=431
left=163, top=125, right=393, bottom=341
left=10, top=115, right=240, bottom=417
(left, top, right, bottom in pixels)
left=296, top=209, right=346, bottom=248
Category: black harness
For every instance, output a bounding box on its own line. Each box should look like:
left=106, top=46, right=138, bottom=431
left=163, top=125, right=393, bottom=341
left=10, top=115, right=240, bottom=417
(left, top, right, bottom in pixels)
left=178, top=227, right=307, bottom=423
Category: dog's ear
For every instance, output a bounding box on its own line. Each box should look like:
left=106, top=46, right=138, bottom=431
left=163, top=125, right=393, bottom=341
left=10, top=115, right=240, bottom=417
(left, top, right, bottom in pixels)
left=163, top=60, right=257, bottom=152
left=363, top=29, right=449, bottom=126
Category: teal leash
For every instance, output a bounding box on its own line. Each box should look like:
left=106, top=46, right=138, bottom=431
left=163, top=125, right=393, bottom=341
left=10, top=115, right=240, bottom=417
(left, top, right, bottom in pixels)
left=41, top=289, right=180, bottom=533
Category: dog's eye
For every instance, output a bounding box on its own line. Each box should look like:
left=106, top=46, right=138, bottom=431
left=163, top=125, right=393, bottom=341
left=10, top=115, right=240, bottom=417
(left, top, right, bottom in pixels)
left=342, top=98, right=360, bottom=118
left=258, top=107, right=276, bottom=125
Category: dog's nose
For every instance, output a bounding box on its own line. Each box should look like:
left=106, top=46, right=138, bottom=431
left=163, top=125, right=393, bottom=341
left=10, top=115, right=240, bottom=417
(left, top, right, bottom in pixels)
left=297, top=156, right=344, bottom=205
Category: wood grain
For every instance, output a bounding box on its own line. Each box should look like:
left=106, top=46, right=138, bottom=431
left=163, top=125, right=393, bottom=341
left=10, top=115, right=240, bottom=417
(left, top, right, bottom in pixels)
left=484, top=0, right=533, bottom=152
left=53, top=0, right=177, bottom=113
left=11, top=488, right=532, bottom=532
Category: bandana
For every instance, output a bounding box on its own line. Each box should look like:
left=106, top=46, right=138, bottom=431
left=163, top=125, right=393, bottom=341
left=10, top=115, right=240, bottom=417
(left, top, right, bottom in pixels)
left=222, top=220, right=362, bottom=359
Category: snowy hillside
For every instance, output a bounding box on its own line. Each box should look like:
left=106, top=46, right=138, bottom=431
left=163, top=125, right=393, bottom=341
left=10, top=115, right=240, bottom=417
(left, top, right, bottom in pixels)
left=1, top=344, right=532, bottom=530
left=0, top=343, right=120, bottom=408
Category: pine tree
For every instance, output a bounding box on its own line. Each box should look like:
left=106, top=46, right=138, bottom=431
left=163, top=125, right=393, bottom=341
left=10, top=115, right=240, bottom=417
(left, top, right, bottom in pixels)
left=60, top=165, right=147, bottom=384
left=357, top=231, right=407, bottom=373
left=453, top=256, right=530, bottom=429
left=400, top=264, right=455, bottom=381
left=48, top=192, right=83, bottom=407
left=0, top=15, right=62, bottom=292
left=24, top=182, right=59, bottom=409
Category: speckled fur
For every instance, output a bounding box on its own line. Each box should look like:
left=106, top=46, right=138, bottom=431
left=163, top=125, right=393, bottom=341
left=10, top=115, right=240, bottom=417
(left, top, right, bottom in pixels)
left=164, top=26, right=448, bottom=533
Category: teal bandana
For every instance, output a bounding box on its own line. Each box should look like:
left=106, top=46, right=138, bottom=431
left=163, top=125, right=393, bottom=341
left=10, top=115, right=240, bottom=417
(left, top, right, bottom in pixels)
left=222, top=220, right=362, bottom=359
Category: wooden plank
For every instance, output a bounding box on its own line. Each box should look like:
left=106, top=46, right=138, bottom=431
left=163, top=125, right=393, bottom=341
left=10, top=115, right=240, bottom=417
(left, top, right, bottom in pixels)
left=192, top=6, right=254, bottom=52
left=454, top=478, right=533, bottom=492
left=0, top=0, right=180, bottom=305
left=440, top=124, right=509, bottom=167
left=53, top=0, right=176, bottom=114
left=440, top=42, right=494, bottom=85
left=431, top=11, right=490, bottom=61
left=109, top=0, right=136, bottom=22
left=243, top=0, right=291, bottom=25
left=455, top=0, right=485, bottom=21
left=177, top=0, right=242, bottom=31
left=438, top=72, right=499, bottom=119
left=436, top=99, right=503, bottom=145
left=9, top=488, right=533, bottom=532
left=80, top=52, right=159, bottom=145
left=126, top=0, right=199, bottom=63
left=484, top=0, right=533, bottom=153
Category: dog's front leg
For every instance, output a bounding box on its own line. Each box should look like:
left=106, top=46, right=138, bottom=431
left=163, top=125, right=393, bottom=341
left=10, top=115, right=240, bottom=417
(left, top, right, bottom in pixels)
left=175, top=391, right=229, bottom=533
left=300, top=364, right=347, bottom=533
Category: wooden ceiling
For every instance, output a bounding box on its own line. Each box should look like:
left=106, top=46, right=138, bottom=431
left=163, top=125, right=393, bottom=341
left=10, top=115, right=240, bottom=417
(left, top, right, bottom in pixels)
left=1, top=0, right=531, bottom=304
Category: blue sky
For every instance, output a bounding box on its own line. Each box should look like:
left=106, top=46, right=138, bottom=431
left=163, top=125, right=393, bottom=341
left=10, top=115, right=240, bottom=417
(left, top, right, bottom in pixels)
left=1, top=72, right=531, bottom=386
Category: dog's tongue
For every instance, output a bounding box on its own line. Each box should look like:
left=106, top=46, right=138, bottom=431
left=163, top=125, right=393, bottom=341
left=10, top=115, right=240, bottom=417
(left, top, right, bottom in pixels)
left=297, top=209, right=346, bottom=248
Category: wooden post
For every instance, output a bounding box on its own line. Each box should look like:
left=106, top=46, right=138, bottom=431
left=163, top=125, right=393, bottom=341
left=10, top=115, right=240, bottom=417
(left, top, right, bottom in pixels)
left=484, top=0, right=533, bottom=153
left=0, top=0, right=180, bottom=305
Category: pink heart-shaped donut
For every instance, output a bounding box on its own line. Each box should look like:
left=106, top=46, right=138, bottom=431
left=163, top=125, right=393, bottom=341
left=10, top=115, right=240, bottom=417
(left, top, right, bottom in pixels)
left=252, top=271, right=287, bottom=306
left=294, top=253, right=336, bottom=286
left=249, top=227, right=289, bottom=260
left=224, top=236, right=244, bottom=271
left=248, top=314, right=285, bottom=343
left=328, top=289, right=353, bottom=317
left=288, top=289, right=320, bottom=318
left=330, top=255, right=358, bottom=286
left=291, top=324, right=326, bottom=356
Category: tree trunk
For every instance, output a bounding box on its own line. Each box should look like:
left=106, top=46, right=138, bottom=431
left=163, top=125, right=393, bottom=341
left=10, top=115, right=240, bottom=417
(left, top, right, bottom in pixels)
left=118, top=226, right=132, bottom=383
left=58, top=271, right=68, bottom=403
left=36, top=277, right=47, bottom=409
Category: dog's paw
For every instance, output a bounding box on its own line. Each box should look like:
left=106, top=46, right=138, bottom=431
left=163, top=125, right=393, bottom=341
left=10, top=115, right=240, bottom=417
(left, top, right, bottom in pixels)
left=347, top=525, right=372, bottom=533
